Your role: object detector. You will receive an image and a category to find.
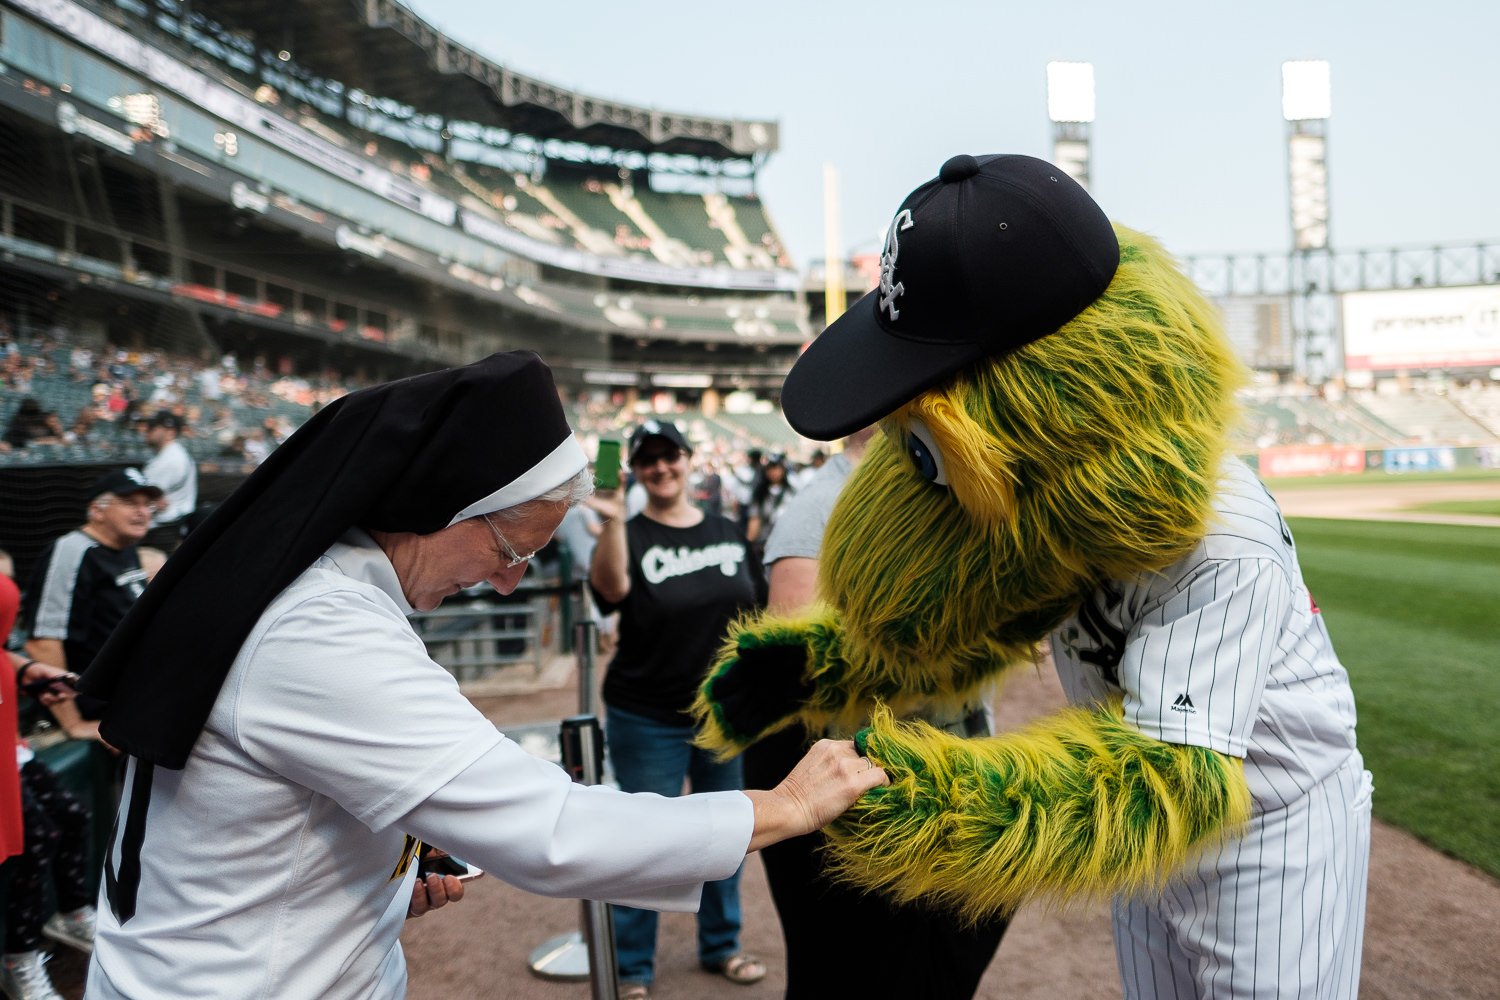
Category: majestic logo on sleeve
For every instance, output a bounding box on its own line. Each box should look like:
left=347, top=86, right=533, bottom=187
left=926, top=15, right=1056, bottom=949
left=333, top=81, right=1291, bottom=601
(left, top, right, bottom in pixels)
left=878, top=209, right=915, bottom=321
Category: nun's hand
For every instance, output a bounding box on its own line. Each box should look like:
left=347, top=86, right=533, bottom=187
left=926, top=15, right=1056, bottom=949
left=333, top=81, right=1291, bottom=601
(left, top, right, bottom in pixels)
left=744, top=739, right=888, bottom=852
left=406, top=872, right=464, bottom=919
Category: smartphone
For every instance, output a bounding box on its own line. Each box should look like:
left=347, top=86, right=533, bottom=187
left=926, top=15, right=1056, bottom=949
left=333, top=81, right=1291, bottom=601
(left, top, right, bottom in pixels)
left=417, top=850, right=485, bottom=883
left=594, top=439, right=622, bottom=490
left=19, top=672, right=79, bottom=698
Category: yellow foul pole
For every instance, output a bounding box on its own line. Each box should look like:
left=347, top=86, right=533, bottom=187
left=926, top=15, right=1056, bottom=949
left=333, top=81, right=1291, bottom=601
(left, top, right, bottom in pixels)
left=822, top=162, right=846, bottom=324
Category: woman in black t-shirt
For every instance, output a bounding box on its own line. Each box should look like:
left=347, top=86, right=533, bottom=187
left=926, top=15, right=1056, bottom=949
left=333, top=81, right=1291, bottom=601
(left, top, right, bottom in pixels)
left=590, top=420, right=766, bottom=998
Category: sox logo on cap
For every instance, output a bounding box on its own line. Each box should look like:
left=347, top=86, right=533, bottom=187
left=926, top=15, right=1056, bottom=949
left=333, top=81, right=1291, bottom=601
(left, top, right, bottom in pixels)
left=783, top=154, right=1121, bottom=441
left=878, top=210, right=915, bottom=321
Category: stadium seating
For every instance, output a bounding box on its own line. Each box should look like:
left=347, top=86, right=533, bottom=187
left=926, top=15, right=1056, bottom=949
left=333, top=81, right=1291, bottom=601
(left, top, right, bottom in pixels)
left=1281, top=397, right=1398, bottom=446
left=1450, top=386, right=1500, bottom=437
left=707, top=409, right=801, bottom=451
left=1352, top=392, right=1496, bottom=445
left=12, top=334, right=1500, bottom=475
left=1226, top=386, right=1500, bottom=454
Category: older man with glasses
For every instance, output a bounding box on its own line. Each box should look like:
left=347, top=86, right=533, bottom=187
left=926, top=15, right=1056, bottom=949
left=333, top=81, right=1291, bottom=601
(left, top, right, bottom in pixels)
left=22, top=467, right=162, bottom=744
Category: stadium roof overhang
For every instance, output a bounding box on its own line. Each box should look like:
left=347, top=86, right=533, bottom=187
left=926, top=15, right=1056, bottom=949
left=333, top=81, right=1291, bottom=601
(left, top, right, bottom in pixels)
left=202, top=0, right=778, bottom=161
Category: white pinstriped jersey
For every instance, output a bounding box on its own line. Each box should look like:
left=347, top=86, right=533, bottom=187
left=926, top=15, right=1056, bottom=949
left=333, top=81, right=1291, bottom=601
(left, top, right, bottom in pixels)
left=1049, top=457, right=1359, bottom=810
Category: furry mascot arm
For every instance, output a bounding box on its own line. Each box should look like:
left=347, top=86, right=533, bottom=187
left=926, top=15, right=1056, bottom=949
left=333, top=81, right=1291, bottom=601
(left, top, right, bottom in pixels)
left=823, top=701, right=1252, bottom=921
left=692, top=605, right=847, bottom=758
left=693, top=604, right=1016, bottom=758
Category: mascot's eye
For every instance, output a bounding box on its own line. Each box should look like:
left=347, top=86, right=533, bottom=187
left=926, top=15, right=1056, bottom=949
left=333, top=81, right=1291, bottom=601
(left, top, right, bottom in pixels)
left=905, top=418, right=949, bottom=486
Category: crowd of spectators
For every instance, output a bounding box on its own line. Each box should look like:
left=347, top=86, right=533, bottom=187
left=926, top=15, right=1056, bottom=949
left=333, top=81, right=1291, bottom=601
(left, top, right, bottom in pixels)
left=12, top=322, right=1500, bottom=540
left=1, top=323, right=361, bottom=469
left=2, top=322, right=826, bottom=486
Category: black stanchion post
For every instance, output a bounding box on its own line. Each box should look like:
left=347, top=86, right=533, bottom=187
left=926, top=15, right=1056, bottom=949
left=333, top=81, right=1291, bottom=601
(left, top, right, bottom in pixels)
left=527, top=619, right=618, bottom=998
left=559, top=714, right=605, bottom=785
left=561, top=714, right=618, bottom=997
left=575, top=615, right=598, bottom=716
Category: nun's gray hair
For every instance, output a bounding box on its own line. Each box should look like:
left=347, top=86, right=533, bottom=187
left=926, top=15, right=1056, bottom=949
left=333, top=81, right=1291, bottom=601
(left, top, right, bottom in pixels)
left=488, top=467, right=595, bottom=526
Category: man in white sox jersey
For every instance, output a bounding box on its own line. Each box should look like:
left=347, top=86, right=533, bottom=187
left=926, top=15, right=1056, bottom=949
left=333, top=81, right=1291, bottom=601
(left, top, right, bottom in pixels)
left=697, top=154, right=1371, bottom=1000
left=78, top=354, right=886, bottom=999
left=23, top=467, right=161, bottom=739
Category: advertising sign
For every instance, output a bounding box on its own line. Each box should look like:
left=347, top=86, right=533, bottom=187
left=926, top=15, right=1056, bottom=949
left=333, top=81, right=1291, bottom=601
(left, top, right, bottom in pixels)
left=1343, top=285, right=1500, bottom=370
left=1258, top=444, right=1364, bottom=478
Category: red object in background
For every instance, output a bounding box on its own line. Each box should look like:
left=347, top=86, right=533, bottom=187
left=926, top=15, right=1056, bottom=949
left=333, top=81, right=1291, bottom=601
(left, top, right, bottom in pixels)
left=849, top=252, right=882, bottom=292
left=1257, top=444, right=1364, bottom=478
left=1, top=573, right=24, bottom=860
left=170, top=282, right=284, bottom=319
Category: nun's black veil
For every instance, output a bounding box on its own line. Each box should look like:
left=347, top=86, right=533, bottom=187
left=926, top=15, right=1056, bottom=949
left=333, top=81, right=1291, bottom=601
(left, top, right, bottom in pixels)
left=82, top=351, right=579, bottom=769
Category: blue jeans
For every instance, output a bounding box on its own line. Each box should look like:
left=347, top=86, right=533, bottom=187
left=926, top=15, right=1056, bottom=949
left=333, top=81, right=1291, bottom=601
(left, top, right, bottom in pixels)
left=604, top=705, right=745, bottom=986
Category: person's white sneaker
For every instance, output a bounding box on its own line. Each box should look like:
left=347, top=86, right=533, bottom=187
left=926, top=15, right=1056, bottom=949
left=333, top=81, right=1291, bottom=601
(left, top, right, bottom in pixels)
left=41, top=905, right=96, bottom=955
left=0, top=950, right=64, bottom=1000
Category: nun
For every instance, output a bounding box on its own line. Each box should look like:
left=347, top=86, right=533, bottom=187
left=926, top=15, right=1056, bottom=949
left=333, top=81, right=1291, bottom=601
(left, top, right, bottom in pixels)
left=78, top=352, right=885, bottom=1000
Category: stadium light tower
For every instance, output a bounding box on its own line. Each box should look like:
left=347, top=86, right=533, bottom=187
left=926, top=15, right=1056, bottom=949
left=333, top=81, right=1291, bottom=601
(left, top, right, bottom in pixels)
left=1282, top=59, right=1337, bottom=385
left=1046, top=61, right=1095, bottom=191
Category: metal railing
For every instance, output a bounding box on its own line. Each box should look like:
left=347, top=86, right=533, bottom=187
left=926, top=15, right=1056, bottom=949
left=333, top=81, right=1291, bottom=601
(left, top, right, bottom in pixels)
left=408, top=574, right=578, bottom=685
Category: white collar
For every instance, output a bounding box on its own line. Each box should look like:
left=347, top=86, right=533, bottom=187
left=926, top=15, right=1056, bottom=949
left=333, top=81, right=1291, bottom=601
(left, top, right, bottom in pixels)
left=322, top=527, right=415, bottom=616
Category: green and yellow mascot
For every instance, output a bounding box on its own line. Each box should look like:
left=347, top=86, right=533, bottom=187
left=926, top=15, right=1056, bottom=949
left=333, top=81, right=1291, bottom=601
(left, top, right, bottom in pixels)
left=696, top=155, right=1370, bottom=999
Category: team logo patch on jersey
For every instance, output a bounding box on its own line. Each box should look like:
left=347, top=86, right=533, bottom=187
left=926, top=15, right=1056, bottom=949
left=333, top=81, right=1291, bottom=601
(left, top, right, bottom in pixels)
left=1072, top=585, right=1127, bottom=687
left=1170, top=693, right=1197, bottom=714
left=116, top=566, right=149, bottom=599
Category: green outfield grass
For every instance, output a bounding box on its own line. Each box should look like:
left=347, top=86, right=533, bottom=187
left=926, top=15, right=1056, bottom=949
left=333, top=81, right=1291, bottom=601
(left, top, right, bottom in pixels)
left=1288, top=517, right=1500, bottom=877
left=1408, top=498, right=1500, bottom=517
left=1263, top=467, right=1500, bottom=491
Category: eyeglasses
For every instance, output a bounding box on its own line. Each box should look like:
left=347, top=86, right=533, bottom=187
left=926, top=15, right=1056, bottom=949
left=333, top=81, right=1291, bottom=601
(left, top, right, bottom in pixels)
left=481, top=514, right=540, bottom=569
left=632, top=448, right=684, bottom=467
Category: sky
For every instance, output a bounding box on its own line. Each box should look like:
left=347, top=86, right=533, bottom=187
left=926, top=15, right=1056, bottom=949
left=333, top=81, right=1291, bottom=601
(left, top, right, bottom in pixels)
left=410, top=0, right=1499, bottom=271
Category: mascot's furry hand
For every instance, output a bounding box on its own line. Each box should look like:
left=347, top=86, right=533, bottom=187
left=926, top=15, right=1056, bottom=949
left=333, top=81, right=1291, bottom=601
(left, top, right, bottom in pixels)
left=693, top=605, right=1020, bottom=758
left=827, top=703, right=1251, bottom=920
left=692, top=607, right=837, bottom=756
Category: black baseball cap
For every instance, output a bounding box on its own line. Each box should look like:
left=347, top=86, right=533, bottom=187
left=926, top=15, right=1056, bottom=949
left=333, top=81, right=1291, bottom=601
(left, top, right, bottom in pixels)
left=782, top=153, right=1120, bottom=440
left=92, top=467, right=164, bottom=500
left=627, top=419, right=692, bottom=463
left=148, top=411, right=184, bottom=432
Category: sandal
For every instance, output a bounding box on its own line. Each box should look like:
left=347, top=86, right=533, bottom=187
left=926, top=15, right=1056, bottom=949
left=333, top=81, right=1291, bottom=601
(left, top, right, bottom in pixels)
left=619, top=985, right=650, bottom=1000
left=708, top=953, right=767, bottom=985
